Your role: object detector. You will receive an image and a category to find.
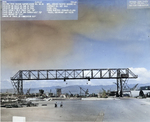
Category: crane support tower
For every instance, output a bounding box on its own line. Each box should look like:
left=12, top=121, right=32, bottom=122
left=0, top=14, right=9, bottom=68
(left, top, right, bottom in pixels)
left=10, top=68, right=138, bottom=97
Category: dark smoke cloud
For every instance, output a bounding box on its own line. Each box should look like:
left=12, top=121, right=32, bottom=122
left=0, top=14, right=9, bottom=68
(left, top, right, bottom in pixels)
left=2, top=3, right=132, bottom=68
left=2, top=21, right=73, bottom=68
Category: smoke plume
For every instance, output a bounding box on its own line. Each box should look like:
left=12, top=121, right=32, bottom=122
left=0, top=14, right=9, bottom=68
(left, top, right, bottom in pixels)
left=2, top=3, right=132, bottom=68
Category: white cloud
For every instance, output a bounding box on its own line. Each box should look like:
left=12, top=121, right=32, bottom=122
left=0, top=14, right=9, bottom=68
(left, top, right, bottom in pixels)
left=129, top=67, right=150, bottom=84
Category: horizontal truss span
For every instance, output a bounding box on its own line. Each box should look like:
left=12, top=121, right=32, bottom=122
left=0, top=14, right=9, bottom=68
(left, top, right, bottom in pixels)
left=11, top=68, right=138, bottom=81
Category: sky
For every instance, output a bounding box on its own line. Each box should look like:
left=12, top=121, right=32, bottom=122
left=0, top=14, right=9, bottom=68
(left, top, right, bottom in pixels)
left=1, top=0, right=150, bottom=89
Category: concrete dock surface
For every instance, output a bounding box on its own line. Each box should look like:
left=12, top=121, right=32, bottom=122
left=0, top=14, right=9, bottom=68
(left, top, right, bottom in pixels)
left=1, top=98, right=150, bottom=122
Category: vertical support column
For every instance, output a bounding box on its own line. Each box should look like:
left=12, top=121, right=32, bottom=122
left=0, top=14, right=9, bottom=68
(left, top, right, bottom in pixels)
left=20, top=80, right=23, bottom=95
left=82, top=70, right=84, bottom=78
left=19, top=71, right=23, bottom=95
left=116, top=69, right=123, bottom=97
left=116, top=78, right=119, bottom=97
left=91, top=70, right=93, bottom=78
left=73, top=70, right=76, bottom=78
left=47, top=70, right=48, bottom=79
left=100, top=70, right=102, bottom=78
left=65, top=70, right=66, bottom=78
left=29, top=71, right=31, bottom=79
left=120, top=78, right=123, bottom=97
left=17, top=80, right=20, bottom=94
left=116, top=69, right=120, bottom=97
left=38, top=71, right=40, bottom=79
left=109, top=69, right=111, bottom=77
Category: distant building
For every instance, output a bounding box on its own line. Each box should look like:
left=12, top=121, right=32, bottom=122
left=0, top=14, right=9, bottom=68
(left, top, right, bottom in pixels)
left=56, top=88, right=62, bottom=97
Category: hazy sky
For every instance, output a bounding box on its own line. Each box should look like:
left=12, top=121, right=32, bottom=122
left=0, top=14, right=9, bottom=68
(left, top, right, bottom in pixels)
left=1, top=0, right=150, bottom=89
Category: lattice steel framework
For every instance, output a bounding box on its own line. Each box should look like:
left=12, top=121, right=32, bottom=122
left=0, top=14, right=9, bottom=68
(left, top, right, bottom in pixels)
left=11, top=68, right=138, bottom=96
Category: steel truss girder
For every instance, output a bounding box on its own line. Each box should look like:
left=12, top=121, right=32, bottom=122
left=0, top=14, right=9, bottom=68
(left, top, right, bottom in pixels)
left=10, top=68, right=138, bottom=95
left=11, top=68, right=138, bottom=80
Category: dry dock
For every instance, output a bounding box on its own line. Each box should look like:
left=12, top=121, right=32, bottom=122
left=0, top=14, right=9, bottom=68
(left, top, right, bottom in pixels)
left=1, top=98, right=150, bottom=122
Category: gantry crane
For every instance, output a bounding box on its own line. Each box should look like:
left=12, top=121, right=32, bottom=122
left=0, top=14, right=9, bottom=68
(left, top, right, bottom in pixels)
left=78, top=86, right=89, bottom=96
left=11, top=68, right=138, bottom=97
left=26, top=88, right=31, bottom=95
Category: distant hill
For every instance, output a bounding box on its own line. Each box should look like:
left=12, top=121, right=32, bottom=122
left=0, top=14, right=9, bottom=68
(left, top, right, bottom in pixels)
left=1, top=83, right=150, bottom=94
